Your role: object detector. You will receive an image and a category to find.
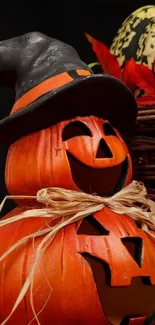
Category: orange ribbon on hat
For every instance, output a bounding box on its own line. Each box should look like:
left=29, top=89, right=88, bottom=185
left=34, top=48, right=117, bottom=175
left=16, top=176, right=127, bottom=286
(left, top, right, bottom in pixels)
left=11, top=70, right=91, bottom=114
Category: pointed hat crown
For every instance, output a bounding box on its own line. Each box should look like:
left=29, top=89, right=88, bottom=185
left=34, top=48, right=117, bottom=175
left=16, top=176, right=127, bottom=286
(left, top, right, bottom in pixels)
left=0, top=32, right=137, bottom=143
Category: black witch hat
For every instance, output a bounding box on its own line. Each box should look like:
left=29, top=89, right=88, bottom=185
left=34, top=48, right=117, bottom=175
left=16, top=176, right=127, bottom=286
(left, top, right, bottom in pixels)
left=0, top=32, right=137, bottom=143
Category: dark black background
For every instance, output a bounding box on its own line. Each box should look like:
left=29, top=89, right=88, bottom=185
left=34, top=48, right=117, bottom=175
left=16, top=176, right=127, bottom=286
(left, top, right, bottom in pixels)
left=0, top=1, right=154, bottom=214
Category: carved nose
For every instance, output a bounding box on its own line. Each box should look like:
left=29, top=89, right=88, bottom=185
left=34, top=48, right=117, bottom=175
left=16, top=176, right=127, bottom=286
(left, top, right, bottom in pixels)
left=96, top=139, right=113, bottom=159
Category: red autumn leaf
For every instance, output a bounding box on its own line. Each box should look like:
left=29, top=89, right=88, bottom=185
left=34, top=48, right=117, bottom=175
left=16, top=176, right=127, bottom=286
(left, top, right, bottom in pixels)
left=86, top=34, right=155, bottom=102
left=137, top=93, right=155, bottom=106
left=134, top=64, right=155, bottom=94
left=122, top=58, right=137, bottom=91
left=85, top=33, right=121, bottom=79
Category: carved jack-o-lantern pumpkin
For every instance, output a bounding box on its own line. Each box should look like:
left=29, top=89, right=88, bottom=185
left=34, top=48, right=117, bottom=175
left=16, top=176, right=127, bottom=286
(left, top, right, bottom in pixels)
left=0, top=206, right=155, bottom=325
left=5, top=116, right=132, bottom=198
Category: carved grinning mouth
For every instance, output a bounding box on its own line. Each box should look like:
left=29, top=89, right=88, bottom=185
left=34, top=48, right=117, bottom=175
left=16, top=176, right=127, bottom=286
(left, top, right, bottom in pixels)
left=83, top=254, right=155, bottom=325
left=77, top=217, right=155, bottom=325
left=67, top=151, right=128, bottom=196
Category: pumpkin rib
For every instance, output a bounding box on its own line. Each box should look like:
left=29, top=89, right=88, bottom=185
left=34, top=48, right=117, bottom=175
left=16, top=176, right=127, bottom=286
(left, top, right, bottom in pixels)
left=22, top=235, right=31, bottom=324
left=60, top=227, right=65, bottom=280
left=0, top=216, right=27, bottom=323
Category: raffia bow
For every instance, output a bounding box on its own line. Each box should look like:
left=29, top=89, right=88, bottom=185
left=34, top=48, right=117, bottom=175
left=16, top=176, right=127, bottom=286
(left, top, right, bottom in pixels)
left=0, top=180, right=155, bottom=325
left=1, top=180, right=155, bottom=231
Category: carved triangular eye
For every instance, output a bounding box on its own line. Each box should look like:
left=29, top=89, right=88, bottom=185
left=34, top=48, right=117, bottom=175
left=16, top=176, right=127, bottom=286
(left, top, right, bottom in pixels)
left=103, top=122, right=117, bottom=136
left=77, top=214, right=109, bottom=236
left=121, top=237, right=143, bottom=267
left=62, top=121, right=92, bottom=141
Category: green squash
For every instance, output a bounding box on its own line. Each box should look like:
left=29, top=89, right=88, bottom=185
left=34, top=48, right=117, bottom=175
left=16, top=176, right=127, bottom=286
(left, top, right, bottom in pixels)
left=111, top=5, right=155, bottom=70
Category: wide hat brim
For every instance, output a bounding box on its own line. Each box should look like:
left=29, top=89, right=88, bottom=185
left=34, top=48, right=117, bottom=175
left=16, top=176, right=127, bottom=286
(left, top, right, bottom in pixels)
left=0, top=74, right=137, bottom=143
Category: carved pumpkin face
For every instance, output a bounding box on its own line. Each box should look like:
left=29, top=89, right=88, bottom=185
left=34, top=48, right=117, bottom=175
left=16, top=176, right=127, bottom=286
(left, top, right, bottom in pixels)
left=0, top=207, right=155, bottom=325
left=5, top=116, right=132, bottom=197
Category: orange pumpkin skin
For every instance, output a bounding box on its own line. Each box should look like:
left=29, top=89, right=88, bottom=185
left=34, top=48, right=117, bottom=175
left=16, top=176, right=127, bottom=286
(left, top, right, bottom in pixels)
left=0, top=207, right=155, bottom=325
left=5, top=116, right=132, bottom=198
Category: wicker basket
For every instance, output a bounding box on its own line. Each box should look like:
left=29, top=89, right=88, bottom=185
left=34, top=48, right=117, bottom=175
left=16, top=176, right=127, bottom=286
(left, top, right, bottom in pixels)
left=130, top=105, right=155, bottom=200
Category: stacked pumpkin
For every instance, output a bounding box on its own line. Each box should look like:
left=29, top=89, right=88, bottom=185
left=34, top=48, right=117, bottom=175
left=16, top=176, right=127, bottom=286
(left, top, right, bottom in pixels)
left=0, top=31, right=155, bottom=325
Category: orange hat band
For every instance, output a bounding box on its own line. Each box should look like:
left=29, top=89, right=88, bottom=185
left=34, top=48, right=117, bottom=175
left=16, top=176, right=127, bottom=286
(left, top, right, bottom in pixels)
left=11, top=69, right=91, bottom=115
